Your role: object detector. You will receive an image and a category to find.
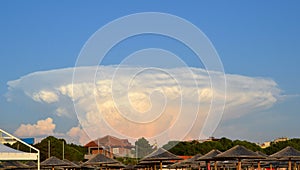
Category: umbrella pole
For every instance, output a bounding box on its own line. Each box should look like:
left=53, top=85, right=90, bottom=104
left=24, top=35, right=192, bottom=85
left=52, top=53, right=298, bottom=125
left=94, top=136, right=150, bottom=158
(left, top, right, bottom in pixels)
left=237, top=159, right=242, bottom=170
left=288, top=159, right=292, bottom=170
left=257, top=161, right=261, bottom=170
left=214, top=161, right=218, bottom=170
left=160, top=161, right=162, bottom=170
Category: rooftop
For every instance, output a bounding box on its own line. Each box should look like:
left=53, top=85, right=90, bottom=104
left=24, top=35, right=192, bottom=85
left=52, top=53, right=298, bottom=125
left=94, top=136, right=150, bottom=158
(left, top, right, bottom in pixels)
left=84, top=135, right=134, bottom=148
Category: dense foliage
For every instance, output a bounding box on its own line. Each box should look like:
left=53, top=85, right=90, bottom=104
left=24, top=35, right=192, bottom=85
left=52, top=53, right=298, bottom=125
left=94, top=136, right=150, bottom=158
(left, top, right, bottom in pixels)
left=264, top=138, right=300, bottom=155
left=135, top=137, right=154, bottom=158
left=163, top=137, right=264, bottom=156
left=10, top=136, right=87, bottom=161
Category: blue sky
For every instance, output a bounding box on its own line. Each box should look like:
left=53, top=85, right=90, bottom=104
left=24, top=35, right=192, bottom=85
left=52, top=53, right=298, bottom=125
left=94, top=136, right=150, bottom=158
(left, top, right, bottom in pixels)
left=0, top=1, right=300, bottom=145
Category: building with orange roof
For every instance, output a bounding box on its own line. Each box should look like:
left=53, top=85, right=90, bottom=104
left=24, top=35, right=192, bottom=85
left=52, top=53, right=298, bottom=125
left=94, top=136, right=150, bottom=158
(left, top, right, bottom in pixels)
left=84, top=135, right=135, bottom=159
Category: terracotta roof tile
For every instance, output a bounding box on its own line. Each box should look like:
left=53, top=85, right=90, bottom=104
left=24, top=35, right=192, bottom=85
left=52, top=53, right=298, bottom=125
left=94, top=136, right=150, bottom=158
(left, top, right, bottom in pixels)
left=85, top=135, right=134, bottom=148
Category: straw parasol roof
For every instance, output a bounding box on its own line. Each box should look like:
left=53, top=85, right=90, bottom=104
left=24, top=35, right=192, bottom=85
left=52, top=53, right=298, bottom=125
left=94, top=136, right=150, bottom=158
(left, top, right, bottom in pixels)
left=25, top=160, right=38, bottom=169
left=124, top=164, right=136, bottom=170
left=197, top=149, right=222, bottom=161
left=216, top=145, right=265, bottom=160
left=256, top=151, right=268, bottom=157
left=138, top=160, right=174, bottom=165
left=0, top=161, right=29, bottom=169
left=106, top=162, right=126, bottom=168
left=83, top=153, right=119, bottom=166
left=269, top=146, right=300, bottom=159
left=197, top=150, right=222, bottom=170
left=63, top=159, right=80, bottom=168
left=170, top=154, right=205, bottom=169
left=26, top=161, right=37, bottom=167
left=41, top=156, right=68, bottom=167
left=186, top=153, right=203, bottom=163
left=269, top=146, right=300, bottom=170
left=141, top=148, right=183, bottom=161
left=41, top=156, right=68, bottom=170
left=215, top=145, right=265, bottom=170
left=140, top=148, right=183, bottom=170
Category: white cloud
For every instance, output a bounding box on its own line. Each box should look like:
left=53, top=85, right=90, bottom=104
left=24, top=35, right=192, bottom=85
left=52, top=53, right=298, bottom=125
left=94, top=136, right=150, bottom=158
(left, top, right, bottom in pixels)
left=14, top=118, right=56, bottom=137
left=32, top=90, right=59, bottom=103
left=55, top=107, right=69, bottom=117
left=7, top=66, right=282, bottom=145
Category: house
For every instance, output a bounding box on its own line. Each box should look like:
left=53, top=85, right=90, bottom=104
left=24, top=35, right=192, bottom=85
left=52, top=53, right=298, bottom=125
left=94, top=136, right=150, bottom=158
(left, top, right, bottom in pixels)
left=274, top=137, right=288, bottom=143
left=84, top=135, right=135, bottom=159
left=260, top=141, right=271, bottom=148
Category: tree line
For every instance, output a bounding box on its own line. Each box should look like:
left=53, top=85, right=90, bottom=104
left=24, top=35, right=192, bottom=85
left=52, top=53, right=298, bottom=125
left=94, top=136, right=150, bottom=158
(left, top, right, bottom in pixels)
left=6, top=136, right=300, bottom=163
left=163, top=137, right=300, bottom=156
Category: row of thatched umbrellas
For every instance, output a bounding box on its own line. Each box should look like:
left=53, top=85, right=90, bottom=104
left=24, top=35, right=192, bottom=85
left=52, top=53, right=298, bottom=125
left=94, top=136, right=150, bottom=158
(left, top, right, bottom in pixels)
left=2, top=145, right=299, bottom=170
left=0, top=160, right=38, bottom=169
left=0, top=154, right=124, bottom=170
left=39, top=154, right=125, bottom=170
left=167, top=145, right=300, bottom=170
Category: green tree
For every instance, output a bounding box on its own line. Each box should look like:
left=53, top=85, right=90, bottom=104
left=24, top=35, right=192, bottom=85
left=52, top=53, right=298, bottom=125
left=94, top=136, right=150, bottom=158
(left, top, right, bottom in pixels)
left=135, top=137, right=153, bottom=158
left=264, top=138, right=300, bottom=155
left=33, top=136, right=87, bottom=161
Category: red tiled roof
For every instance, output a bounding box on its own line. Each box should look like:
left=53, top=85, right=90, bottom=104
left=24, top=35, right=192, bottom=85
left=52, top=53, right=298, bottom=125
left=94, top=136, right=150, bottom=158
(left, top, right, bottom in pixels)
left=85, top=135, right=134, bottom=148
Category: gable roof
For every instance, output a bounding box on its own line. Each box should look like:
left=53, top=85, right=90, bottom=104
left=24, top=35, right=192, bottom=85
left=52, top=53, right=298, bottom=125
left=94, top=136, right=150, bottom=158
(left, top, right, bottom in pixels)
left=83, top=153, right=119, bottom=165
left=0, top=161, right=29, bottom=169
left=215, top=145, right=265, bottom=160
left=41, top=156, right=68, bottom=167
left=173, top=153, right=203, bottom=167
left=141, top=148, right=183, bottom=161
left=63, top=159, right=80, bottom=168
left=197, top=149, right=222, bottom=161
left=269, top=146, right=300, bottom=159
left=85, top=135, right=134, bottom=148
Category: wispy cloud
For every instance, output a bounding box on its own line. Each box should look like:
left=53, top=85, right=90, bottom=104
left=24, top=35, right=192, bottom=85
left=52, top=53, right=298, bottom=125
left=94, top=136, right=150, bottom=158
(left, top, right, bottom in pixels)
left=7, top=66, right=281, bottom=145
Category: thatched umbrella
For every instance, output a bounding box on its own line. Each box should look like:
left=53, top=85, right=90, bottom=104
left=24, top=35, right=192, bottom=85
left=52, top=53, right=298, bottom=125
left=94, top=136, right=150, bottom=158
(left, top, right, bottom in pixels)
left=269, top=146, right=300, bottom=170
left=105, top=162, right=126, bottom=169
left=215, top=145, right=265, bottom=170
left=256, top=151, right=268, bottom=157
left=83, top=153, right=120, bottom=170
left=62, top=159, right=80, bottom=169
left=26, top=161, right=38, bottom=169
left=0, top=161, right=29, bottom=169
left=140, top=147, right=183, bottom=170
left=181, top=153, right=203, bottom=170
left=124, top=164, right=135, bottom=170
left=139, top=159, right=176, bottom=170
left=197, top=149, right=222, bottom=170
left=242, top=151, right=269, bottom=170
left=41, top=156, right=68, bottom=170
